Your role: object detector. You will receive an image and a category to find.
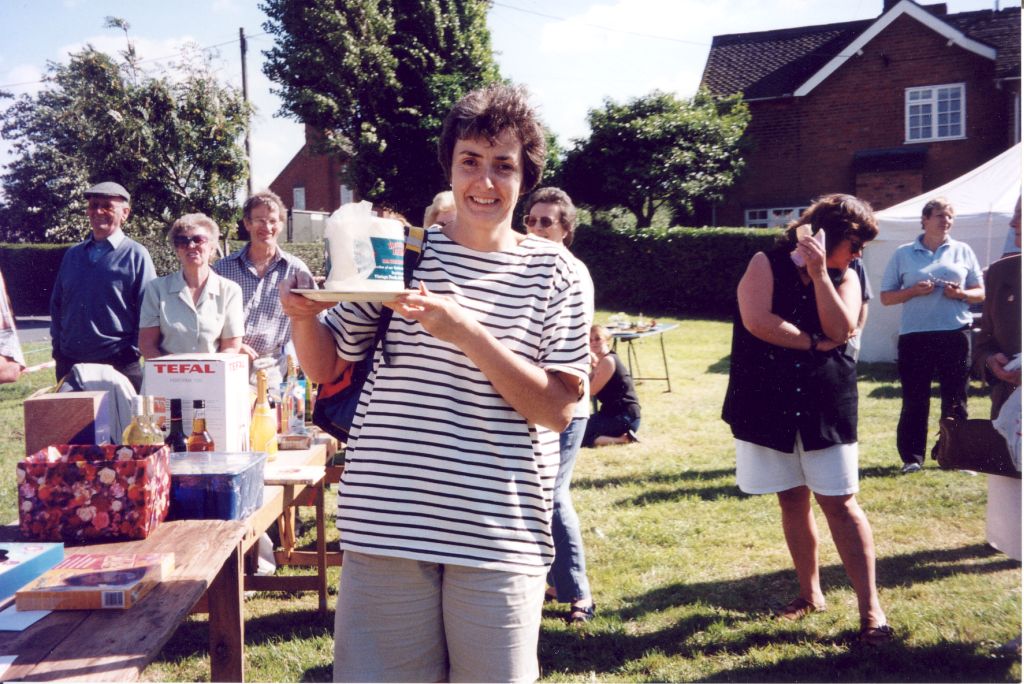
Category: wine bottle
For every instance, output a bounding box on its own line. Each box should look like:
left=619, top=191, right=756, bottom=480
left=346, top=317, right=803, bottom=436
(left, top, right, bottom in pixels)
left=122, top=396, right=154, bottom=444
left=186, top=399, right=215, bottom=452
left=164, top=398, right=188, bottom=453
left=250, top=369, right=279, bottom=458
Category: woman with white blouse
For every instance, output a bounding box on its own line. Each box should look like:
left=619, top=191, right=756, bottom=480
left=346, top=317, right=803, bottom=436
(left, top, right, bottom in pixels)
left=139, top=213, right=243, bottom=358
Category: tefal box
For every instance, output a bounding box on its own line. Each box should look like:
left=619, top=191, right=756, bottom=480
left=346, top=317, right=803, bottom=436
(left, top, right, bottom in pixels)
left=24, top=391, right=111, bottom=455
left=142, top=354, right=251, bottom=452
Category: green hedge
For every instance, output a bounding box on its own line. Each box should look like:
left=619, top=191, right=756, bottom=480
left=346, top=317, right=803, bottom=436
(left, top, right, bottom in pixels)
left=0, top=229, right=775, bottom=319
left=572, top=225, right=780, bottom=318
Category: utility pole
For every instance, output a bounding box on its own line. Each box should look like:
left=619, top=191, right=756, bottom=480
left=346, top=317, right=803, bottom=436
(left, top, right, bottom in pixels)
left=240, top=27, right=253, bottom=198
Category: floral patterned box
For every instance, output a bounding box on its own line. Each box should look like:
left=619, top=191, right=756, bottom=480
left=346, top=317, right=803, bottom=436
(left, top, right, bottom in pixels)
left=17, top=444, right=171, bottom=543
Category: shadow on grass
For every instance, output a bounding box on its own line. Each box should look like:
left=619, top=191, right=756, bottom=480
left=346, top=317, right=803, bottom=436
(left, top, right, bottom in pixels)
left=699, top=641, right=1017, bottom=682
left=573, top=468, right=745, bottom=504
left=618, top=543, right=1016, bottom=621
left=542, top=543, right=1019, bottom=681
left=155, top=607, right=333, bottom=671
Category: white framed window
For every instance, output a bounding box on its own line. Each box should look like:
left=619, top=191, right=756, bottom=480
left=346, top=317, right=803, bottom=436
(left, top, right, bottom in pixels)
left=292, top=186, right=306, bottom=211
left=744, top=206, right=807, bottom=228
left=905, top=83, right=965, bottom=142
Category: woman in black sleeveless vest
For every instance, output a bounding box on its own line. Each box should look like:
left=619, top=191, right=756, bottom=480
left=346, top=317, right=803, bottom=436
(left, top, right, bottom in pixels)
left=722, top=194, right=892, bottom=644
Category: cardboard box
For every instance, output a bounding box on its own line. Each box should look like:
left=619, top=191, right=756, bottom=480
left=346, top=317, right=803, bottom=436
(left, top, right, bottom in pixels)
left=15, top=552, right=175, bottom=610
left=142, top=353, right=251, bottom=452
left=0, top=542, right=64, bottom=602
left=17, top=444, right=171, bottom=542
left=23, top=391, right=111, bottom=455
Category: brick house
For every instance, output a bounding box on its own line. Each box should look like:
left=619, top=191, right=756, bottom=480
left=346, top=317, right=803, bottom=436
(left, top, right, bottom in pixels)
left=699, top=0, right=1020, bottom=227
left=269, top=125, right=356, bottom=213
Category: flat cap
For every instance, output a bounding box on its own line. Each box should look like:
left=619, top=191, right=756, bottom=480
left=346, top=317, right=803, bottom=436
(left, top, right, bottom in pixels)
left=84, top=181, right=130, bottom=202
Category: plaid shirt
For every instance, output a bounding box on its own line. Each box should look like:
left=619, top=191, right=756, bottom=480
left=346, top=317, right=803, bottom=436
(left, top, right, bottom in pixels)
left=0, top=268, right=25, bottom=367
left=213, top=244, right=311, bottom=360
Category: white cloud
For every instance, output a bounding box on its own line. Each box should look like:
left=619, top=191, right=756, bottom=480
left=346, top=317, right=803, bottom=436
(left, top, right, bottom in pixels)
left=1, top=64, right=45, bottom=98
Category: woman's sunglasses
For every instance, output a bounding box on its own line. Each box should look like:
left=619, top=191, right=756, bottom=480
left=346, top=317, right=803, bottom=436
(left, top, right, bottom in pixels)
left=173, top=234, right=210, bottom=248
left=523, top=215, right=561, bottom=229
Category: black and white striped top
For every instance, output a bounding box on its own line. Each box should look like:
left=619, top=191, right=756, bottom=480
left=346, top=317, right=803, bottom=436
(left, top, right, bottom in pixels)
left=323, top=230, right=589, bottom=575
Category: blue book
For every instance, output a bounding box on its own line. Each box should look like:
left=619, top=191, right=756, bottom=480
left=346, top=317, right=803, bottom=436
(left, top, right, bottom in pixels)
left=0, top=542, right=64, bottom=603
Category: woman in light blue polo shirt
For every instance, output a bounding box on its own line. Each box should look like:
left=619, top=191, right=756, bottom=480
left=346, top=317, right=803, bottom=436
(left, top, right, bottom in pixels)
left=880, top=197, right=984, bottom=474
left=139, top=214, right=244, bottom=358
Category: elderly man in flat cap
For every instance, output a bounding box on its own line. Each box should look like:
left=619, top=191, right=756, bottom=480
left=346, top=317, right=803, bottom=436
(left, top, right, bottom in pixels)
left=49, top=181, right=156, bottom=390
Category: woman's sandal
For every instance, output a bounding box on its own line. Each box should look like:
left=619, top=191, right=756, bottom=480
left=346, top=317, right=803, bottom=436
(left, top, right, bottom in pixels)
left=567, top=603, right=596, bottom=624
left=858, top=623, right=895, bottom=646
left=774, top=596, right=826, bottom=621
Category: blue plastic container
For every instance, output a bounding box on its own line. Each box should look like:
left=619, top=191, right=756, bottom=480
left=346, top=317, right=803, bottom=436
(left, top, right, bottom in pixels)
left=168, top=452, right=267, bottom=521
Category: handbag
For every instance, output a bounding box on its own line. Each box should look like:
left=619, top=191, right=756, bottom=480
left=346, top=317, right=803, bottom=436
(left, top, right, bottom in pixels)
left=931, top=416, right=1021, bottom=479
left=311, top=225, right=427, bottom=442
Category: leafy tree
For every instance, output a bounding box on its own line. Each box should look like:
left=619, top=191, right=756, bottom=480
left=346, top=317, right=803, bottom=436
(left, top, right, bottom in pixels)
left=261, top=0, right=500, bottom=219
left=561, top=89, right=750, bottom=229
left=0, top=36, right=250, bottom=242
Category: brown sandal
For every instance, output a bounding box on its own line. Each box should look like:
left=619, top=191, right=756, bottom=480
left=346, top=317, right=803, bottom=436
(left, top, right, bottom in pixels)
left=774, top=596, right=826, bottom=621
left=859, top=623, right=895, bottom=645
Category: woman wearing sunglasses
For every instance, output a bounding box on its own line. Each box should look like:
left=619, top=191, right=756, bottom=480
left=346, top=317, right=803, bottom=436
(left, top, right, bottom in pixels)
left=138, top=213, right=244, bottom=358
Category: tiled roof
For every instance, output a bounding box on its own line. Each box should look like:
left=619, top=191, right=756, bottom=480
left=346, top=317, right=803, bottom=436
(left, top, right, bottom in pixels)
left=701, top=5, right=1020, bottom=99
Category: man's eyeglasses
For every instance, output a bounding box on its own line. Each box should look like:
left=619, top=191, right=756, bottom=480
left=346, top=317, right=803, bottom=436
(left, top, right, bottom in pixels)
left=849, top=239, right=864, bottom=253
left=173, top=234, right=210, bottom=248
left=523, top=215, right=561, bottom=229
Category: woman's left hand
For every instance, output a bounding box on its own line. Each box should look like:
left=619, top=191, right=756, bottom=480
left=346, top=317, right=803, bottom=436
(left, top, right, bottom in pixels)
left=796, top=234, right=827, bottom=279
left=389, top=282, right=478, bottom=346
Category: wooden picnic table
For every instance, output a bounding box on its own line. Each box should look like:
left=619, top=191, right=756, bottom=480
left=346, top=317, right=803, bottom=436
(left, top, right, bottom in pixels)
left=1, top=435, right=339, bottom=681
left=0, top=519, right=248, bottom=682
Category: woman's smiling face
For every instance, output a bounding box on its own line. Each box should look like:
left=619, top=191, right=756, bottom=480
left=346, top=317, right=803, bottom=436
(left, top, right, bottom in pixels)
left=450, top=131, right=523, bottom=232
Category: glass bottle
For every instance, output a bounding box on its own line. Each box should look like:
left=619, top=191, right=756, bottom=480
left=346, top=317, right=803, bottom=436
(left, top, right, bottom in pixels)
left=164, top=398, right=189, bottom=453
left=283, top=355, right=307, bottom=435
left=143, top=395, right=164, bottom=443
left=251, top=369, right=279, bottom=458
left=122, top=396, right=155, bottom=444
left=186, top=399, right=215, bottom=452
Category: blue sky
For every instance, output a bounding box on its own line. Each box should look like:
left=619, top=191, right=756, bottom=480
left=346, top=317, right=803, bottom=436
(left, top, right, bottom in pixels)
left=0, top=0, right=1006, bottom=190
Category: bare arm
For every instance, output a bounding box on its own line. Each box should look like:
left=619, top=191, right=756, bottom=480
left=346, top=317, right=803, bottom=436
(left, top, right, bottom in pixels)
left=138, top=326, right=163, bottom=360
left=590, top=354, right=615, bottom=396
left=218, top=336, right=243, bottom=355
left=0, top=356, right=22, bottom=383
left=737, top=253, right=814, bottom=351
left=797, top=235, right=858, bottom=341
left=392, top=283, right=579, bottom=432
left=941, top=282, right=985, bottom=305
left=279, top=277, right=349, bottom=384
left=856, top=301, right=869, bottom=332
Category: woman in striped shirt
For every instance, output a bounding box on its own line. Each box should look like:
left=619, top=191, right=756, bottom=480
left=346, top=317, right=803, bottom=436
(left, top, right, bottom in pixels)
left=282, top=84, right=589, bottom=683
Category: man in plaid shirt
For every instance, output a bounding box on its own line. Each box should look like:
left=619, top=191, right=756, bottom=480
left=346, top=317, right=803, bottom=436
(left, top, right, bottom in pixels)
left=0, top=267, right=25, bottom=383
left=214, top=189, right=311, bottom=386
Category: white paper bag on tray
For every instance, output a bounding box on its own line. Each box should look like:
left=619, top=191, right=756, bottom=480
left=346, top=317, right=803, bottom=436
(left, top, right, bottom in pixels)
left=323, top=201, right=405, bottom=292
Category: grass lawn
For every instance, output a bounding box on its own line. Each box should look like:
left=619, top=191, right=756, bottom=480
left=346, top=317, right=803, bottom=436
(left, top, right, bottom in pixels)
left=3, top=316, right=1019, bottom=682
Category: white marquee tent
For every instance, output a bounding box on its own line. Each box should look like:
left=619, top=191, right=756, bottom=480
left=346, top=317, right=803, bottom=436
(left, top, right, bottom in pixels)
left=860, top=143, right=1022, bottom=363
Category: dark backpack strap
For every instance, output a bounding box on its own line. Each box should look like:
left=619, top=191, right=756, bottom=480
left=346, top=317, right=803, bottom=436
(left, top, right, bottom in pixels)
left=378, top=226, right=429, bottom=365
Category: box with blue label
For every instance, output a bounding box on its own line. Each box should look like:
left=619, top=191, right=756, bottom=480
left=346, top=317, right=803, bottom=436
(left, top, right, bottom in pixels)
left=0, top=542, right=64, bottom=602
left=168, top=452, right=267, bottom=520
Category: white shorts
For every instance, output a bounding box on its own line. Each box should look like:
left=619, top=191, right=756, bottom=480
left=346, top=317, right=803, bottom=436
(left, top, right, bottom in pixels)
left=735, top=434, right=859, bottom=496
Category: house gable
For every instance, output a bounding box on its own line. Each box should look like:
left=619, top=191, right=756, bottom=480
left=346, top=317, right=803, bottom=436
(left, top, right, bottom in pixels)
left=794, top=0, right=996, bottom=97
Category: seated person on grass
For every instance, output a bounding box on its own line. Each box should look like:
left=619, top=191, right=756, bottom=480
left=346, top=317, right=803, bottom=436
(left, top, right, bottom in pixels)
left=583, top=324, right=641, bottom=447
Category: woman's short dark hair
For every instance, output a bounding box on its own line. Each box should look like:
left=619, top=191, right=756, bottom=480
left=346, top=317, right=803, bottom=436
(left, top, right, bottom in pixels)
left=779, top=193, right=879, bottom=256
left=525, top=186, right=578, bottom=247
left=438, top=84, right=547, bottom=195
